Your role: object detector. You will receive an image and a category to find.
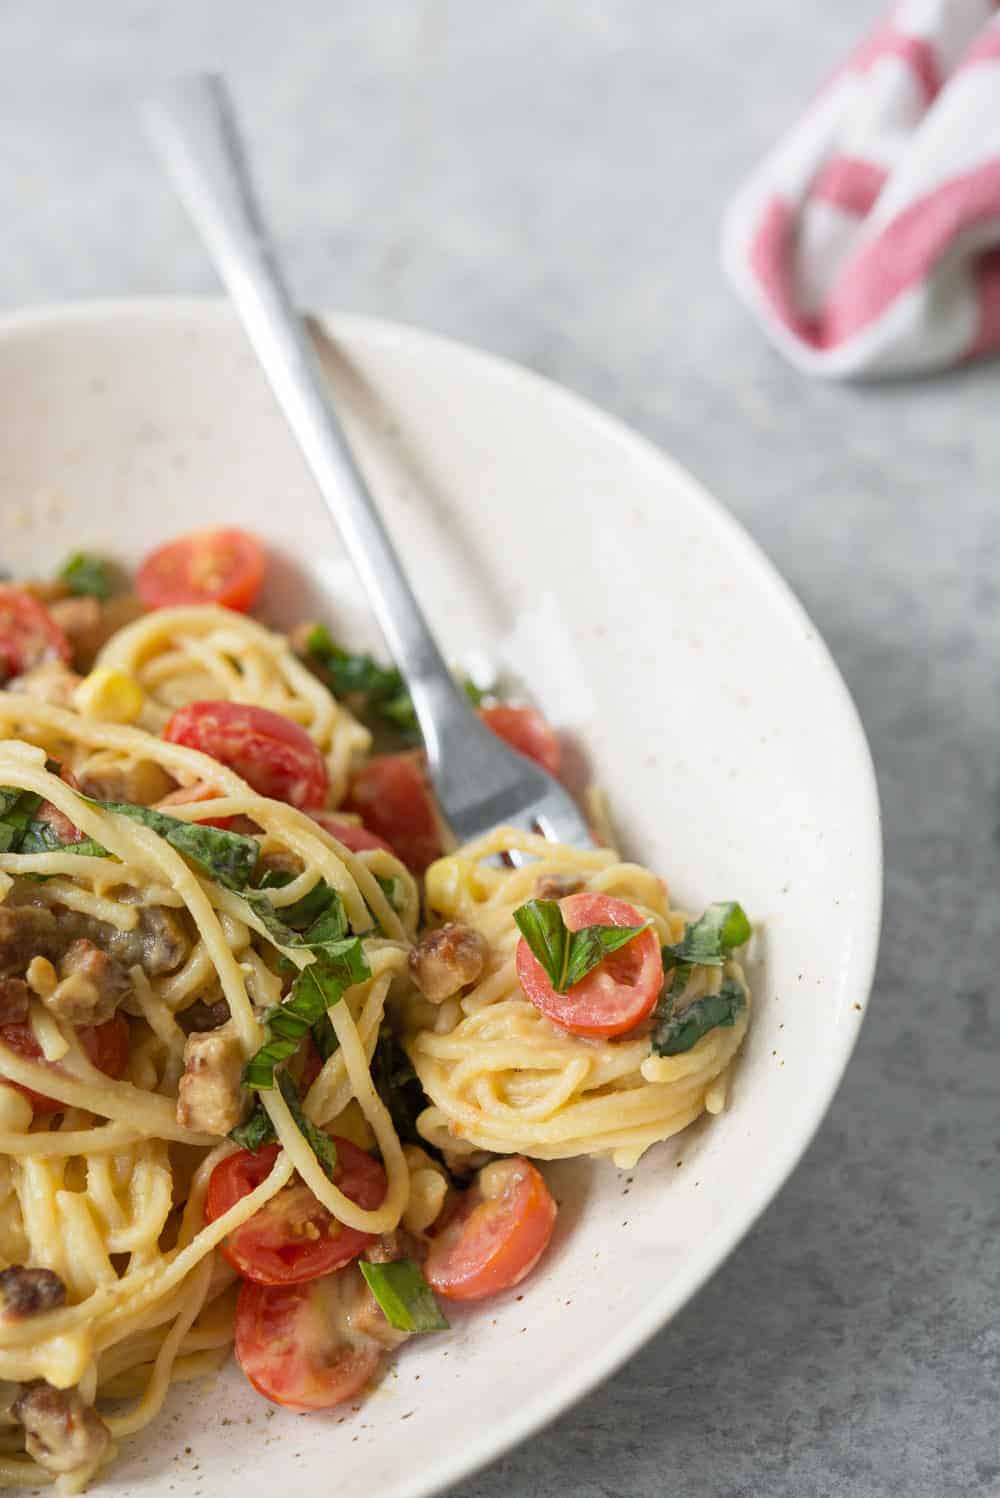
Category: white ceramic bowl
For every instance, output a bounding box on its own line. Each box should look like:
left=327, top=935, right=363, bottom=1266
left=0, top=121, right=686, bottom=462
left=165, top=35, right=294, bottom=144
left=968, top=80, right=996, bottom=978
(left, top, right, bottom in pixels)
left=0, top=300, right=881, bottom=1498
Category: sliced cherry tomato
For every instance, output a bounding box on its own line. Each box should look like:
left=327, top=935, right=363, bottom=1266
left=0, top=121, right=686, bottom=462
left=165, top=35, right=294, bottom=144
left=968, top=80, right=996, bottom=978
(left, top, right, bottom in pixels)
left=163, top=701, right=329, bottom=810
left=425, top=1156, right=557, bottom=1301
left=0, top=587, right=71, bottom=680
left=235, top=1268, right=382, bottom=1411
left=516, top=891, right=663, bottom=1039
left=32, top=764, right=85, bottom=845
left=155, top=779, right=237, bottom=831
left=0, top=1013, right=130, bottom=1115
left=31, top=801, right=84, bottom=844
left=481, top=704, right=561, bottom=778
left=307, top=809, right=394, bottom=855
left=84, top=1012, right=130, bottom=1080
left=135, top=528, right=265, bottom=613
left=345, top=754, right=441, bottom=873
left=205, top=1134, right=387, bottom=1285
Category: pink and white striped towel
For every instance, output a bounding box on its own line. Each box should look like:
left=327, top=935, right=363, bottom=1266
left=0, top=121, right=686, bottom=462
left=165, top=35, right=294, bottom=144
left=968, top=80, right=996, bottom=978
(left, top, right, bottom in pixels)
left=722, top=0, right=1000, bottom=378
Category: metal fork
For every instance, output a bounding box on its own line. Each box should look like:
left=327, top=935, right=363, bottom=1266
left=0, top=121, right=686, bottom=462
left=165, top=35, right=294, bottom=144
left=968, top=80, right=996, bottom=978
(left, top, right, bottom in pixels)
left=144, top=74, right=594, bottom=856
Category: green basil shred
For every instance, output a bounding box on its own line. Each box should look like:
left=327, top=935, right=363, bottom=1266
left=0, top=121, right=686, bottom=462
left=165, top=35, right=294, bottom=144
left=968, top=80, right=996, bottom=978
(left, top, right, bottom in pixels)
left=359, top=1259, right=449, bottom=1333
left=372, top=1027, right=427, bottom=1150
left=95, top=801, right=259, bottom=890
left=240, top=889, right=369, bottom=1090
left=650, top=901, right=751, bottom=1056
left=0, top=781, right=260, bottom=889
left=229, top=1074, right=338, bottom=1180
left=303, top=622, right=487, bottom=742
left=0, top=789, right=43, bottom=853
left=512, top=898, right=650, bottom=994
left=275, top=1072, right=338, bottom=1177
left=57, top=551, right=118, bottom=601
left=652, top=978, right=747, bottom=1056
left=674, top=902, right=752, bottom=966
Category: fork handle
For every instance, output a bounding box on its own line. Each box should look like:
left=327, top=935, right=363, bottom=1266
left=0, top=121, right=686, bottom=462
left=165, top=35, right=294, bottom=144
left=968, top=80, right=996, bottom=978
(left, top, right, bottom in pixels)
left=144, top=73, right=475, bottom=764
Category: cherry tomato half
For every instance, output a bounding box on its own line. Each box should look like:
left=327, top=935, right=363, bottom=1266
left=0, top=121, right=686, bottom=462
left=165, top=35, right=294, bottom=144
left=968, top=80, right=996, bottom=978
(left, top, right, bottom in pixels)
left=481, top=705, right=561, bottom=778
left=235, top=1267, right=382, bottom=1411
left=425, top=1156, right=557, bottom=1302
left=31, top=764, right=86, bottom=846
left=516, top=892, right=663, bottom=1039
left=136, top=529, right=265, bottom=613
left=307, top=810, right=395, bottom=855
left=345, top=754, right=441, bottom=873
left=205, top=1134, right=387, bottom=1285
left=163, top=701, right=329, bottom=810
left=0, top=1013, right=129, bottom=1115
left=0, top=587, right=71, bottom=680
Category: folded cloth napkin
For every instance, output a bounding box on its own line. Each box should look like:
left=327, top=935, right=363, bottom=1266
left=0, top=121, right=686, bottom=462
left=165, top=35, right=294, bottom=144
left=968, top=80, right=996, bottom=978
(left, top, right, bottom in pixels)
left=722, top=1, right=1000, bottom=378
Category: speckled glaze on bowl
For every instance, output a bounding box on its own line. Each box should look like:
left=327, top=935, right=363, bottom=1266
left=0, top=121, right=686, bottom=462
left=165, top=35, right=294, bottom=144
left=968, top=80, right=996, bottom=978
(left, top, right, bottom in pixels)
left=0, top=299, right=881, bottom=1498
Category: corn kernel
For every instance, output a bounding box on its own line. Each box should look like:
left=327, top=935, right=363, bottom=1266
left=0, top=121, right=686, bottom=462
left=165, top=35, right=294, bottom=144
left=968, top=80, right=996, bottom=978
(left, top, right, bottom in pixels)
left=73, top=666, right=145, bottom=724
left=424, top=855, right=485, bottom=918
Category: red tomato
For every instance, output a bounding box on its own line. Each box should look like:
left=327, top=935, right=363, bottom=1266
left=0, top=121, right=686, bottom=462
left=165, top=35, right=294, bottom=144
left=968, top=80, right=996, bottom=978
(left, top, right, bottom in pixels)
left=0, top=1013, right=129, bottom=1115
left=235, top=1269, right=382, bottom=1411
left=135, top=529, right=265, bottom=613
left=32, top=764, right=85, bottom=845
left=163, top=701, right=329, bottom=810
left=481, top=705, right=561, bottom=778
left=307, top=810, right=394, bottom=855
left=155, top=779, right=237, bottom=831
left=0, top=587, right=71, bottom=680
left=425, top=1156, right=557, bottom=1302
left=345, top=755, right=440, bottom=873
left=516, top=892, right=663, bottom=1039
left=205, top=1135, right=386, bottom=1285
left=31, top=800, right=84, bottom=846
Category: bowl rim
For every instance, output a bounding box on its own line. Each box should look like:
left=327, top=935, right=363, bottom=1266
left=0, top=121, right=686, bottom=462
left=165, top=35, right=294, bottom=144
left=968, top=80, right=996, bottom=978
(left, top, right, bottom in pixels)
left=0, top=295, right=884, bottom=1496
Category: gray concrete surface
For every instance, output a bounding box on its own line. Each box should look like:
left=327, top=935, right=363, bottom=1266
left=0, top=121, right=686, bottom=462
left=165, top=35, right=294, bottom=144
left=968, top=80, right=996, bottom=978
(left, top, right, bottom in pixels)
left=3, top=3, right=997, bottom=1495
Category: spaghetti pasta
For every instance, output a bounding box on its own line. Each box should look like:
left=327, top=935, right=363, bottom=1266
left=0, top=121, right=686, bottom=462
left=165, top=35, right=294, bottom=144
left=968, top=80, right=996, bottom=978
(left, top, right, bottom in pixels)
left=0, top=534, right=752, bottom=1491
left=404, top=827, right=749, bottom=1170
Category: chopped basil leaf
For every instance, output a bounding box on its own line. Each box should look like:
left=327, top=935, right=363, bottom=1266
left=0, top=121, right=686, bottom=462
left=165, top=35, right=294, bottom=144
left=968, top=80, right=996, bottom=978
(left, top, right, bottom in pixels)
left=242, top=889, right=303, bottom=948
left=229, top=1102, right=276, bottom=1152
left=0, top=788, right=43, bottom=853
left=513, top=899, right=566, bottom=986
left=228, top=1077, right=339, bottom=1180
left=375, top=874, right=403, bottom=911
left=303, top=904, right=350, bottom=948
left=242, top=978, right=330, bottom=1088
left=276, top=1071, right=338, bottom=1178
left=2, top=784, right=258, bottom=886
left=562, top=922, right=652, bottom=988
left=311, top=1014, right=339, bottom=1063
left=651, top=976, right=746, bottom=1056
left=359, top=1259, right=448, bottom=1333
left=0, top=787, right=37, bottom=820
left=305, top=624, right=419, bottom=738
left=255, top=868, right=339, bottom=931
left=19, top=822, right=109, bottom=858
left=95, top=801, right=259, bottom=890
left=372, top=1027, right=427, bottom=1150
left=241, top=890, right=369, bottom=1089
left=513, top=898, right=649, bottom=993
left=304, top=623, right=488, bottom=743
left=58, top=552, right=118, bottom=601
left=289, top=935, right=369, bottom=1013
left=243, top=889, right=350, bottom=954
left=674, top=902, right=751, bottom=967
